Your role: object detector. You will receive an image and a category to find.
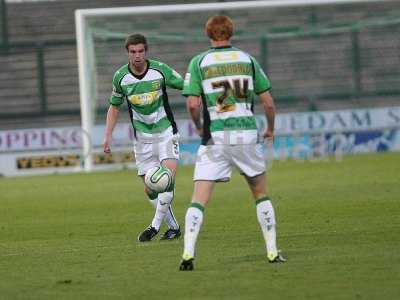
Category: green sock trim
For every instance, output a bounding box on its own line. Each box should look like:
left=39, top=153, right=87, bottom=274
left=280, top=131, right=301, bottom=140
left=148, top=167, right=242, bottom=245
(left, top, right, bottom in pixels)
left=255, top=196, right=271, bottom=206
left=147, top=190, right=158, bottom=200
left=191, top=202, right=205, bottom=212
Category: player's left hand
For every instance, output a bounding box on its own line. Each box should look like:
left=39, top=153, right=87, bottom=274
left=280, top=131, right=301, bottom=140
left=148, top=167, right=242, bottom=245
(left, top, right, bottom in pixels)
left=263, top=129, right=274, bottom=143
left=197, top=128, right=204, bottom=138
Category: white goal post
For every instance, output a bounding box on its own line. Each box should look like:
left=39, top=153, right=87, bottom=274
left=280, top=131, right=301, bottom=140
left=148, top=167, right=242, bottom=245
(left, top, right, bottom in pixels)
left=75, top=0, right=391, bottom=172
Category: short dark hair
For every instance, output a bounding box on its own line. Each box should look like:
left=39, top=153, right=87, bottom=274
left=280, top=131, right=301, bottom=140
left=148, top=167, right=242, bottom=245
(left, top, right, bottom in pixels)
left=125, top=34, right=148, bottom=51
left=205, top=15, right=234, bottom=41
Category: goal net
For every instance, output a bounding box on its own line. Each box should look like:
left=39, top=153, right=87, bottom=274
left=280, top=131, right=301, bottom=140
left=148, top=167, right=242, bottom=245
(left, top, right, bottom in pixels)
left=75, top=0, right=399, bottom=171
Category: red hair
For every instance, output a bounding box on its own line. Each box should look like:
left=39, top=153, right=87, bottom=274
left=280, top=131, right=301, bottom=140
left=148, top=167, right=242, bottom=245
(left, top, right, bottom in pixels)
left=205, top=15, right=234, bottom=41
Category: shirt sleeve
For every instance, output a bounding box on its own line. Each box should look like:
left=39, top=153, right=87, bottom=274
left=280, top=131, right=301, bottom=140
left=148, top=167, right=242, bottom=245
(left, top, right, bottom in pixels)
left=161, top=63, right=184, bottom=90
left=182, top=56, right=202, bottom=97
left=251, top=57, right=271, bottom=95
left=109, top=71, right=124, bottom=106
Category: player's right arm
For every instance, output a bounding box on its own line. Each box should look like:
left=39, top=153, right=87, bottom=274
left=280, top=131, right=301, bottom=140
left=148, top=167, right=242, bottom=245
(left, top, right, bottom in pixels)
left=104, top=71, right=124, bottom=153
left=103, top=105, right=120, bottom=153
left=187, top=96, right=203, bottom=137
left=183, top=56, right=203, bottom=137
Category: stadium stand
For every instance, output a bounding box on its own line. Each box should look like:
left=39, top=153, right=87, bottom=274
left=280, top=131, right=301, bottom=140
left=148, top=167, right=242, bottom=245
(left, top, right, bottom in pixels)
left=0, top=0, right=399, bottom=129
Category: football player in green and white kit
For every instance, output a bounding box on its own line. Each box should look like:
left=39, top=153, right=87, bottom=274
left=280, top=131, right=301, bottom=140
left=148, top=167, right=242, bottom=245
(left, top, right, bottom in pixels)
left=179, top=16, right=286, bottom=270
left=103, top=34, right=183, bottom=242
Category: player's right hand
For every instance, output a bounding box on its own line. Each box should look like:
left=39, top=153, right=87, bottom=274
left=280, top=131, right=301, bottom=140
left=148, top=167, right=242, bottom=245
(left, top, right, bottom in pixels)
left=103, top=138, right=111, bottom=153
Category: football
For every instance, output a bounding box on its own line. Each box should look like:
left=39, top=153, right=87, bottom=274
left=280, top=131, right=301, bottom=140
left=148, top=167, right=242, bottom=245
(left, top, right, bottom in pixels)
left=144, top=166, right=173, bottom=193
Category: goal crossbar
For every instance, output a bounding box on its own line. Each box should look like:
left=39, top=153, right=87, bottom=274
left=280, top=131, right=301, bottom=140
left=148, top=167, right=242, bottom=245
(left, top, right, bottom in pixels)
left=76, top=0, right=390, bottom=18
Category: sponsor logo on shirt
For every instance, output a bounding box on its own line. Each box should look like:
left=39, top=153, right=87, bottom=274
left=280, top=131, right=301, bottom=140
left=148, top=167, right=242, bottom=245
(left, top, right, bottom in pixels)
left=128, top=91, right=160, bottom=106
left=151, top=80, right=161, bottom=90
left=213, top=52, right=239, bottom=61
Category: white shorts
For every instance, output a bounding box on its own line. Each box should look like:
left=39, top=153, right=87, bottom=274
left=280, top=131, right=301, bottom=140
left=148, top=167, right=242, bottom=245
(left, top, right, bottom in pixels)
left=134, top=134, right=179, bottom=176
left=193, top=143, right=266, bottom=181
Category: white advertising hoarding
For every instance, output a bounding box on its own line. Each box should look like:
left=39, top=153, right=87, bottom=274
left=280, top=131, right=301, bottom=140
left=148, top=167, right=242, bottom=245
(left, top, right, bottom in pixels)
left=1, top=106, right=400, bottom=153
left=1, top=106, right=399, bottom=176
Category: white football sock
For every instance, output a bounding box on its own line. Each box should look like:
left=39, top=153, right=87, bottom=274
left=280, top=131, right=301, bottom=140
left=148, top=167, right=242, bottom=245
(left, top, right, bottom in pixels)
left=183, top=203, right=204, bottom=259
left=151, top=191, right=173, bottom=231
left=165, top=204, right=179, bottom=230
left=256, top=197, right=278, bottom=257
left=148, top=194, right=179, bottom=230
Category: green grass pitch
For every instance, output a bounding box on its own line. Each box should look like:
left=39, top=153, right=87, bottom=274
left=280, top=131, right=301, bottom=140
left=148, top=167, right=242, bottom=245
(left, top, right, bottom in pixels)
left=1, top=152, right=399, bottom=299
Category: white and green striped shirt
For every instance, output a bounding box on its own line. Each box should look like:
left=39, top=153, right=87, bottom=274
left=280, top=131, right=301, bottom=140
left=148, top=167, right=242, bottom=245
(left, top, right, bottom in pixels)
left=110, top=59, right=183, bottom=142
left=183, top=46, right=271, bottom=145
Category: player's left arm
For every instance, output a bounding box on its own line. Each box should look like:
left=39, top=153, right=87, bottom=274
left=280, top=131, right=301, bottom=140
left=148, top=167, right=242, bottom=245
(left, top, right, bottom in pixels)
left=162, top=63, right=184, bottom=90
left=259, top=91, right=275, bottom=141
left=251, top=56, right=275, bottom=141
